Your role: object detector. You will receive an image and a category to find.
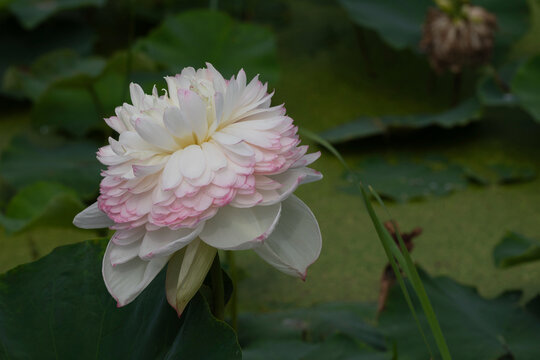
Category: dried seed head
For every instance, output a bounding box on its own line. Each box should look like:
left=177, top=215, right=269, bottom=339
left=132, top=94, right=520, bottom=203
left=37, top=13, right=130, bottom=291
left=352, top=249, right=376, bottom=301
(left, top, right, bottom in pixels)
left=420, top=5, right=497, bottom=73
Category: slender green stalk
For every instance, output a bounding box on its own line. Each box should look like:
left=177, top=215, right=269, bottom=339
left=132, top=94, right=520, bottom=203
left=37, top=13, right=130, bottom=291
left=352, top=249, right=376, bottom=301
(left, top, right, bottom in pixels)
left=371, top=189, right=452, bottom=360
left=226, top=251, right=239, bottom=331
left=210, top=253, right=225, bottom=320
left=360, top=184, right=434, bottom=358
left=300, top=127, right=452, bottom=360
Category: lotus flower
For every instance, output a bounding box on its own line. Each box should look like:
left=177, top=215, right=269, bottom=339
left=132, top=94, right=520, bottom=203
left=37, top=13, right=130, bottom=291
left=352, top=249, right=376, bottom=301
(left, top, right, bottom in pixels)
left=73, top=64, right=322, bottom=313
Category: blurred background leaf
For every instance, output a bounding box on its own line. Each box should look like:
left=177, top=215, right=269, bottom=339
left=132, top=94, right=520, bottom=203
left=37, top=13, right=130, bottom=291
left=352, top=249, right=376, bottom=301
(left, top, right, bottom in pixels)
left=320, top=98, right=483, bottom=144
left=0, top=135, right=101, bottom=198
left=342, top=156, right=470, bottom=203
left=0, top=181, right=83, bottom=234
left=512, top=54, right=540, bottom=122
left=8, top=0, right=106, bottom=29
left=493, top=231, right=540, bottom=268
left=2, top=49, right=106, bottom=100
left=135, top=9, right=278, bottom=83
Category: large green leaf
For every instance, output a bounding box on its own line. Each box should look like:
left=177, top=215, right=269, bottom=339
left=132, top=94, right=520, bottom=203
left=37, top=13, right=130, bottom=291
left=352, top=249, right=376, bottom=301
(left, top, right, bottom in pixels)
left=378, top=268, right=540, bottom=360
left=512, top=55, right=540, bottom=122
left=342, top=156, right=471, bottom=203
left=9, top=0, right=106, bottom=29
left=0, top=135, right=101, bottom=199
left=321, top=98, right=482, bottom=144
left=3, top=49, right=105, bottom=101
left=0, top=240, right=241, bottom=359
left=493, top=231, right=540, bottom=268
left=239, top=302, right=388, bottom=360
left=135, top=10, right=278, bottom=82
left=338, top=0, right=529, bottom=55
left=0, top=182, right=83, bottom=234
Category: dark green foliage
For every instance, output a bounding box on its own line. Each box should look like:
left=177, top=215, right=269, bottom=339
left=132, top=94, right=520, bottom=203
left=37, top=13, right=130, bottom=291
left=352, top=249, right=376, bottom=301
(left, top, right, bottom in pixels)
left=342, top=156, right=471, bottom=202
left=0, top=135, right=102, bottom=199
left=321, top=98, right=482, bottom=144
left=239, top=302, right=389, bottom=360
left=512, top=55, right=540, bottom=122
left=8, top=0, right=106, bottom=29
left=2, top=49, right=106, bottom=100
left=135, top=10, right=279, bottom=83
left=378, top=268, right=540, bottom=360
left=338, top=0, right=529, bottom=56
left=0, top=182, right=83, bottom=234
left=0, top=240, right=241, bottom=360
left=493, top=231, right=540, bottom=268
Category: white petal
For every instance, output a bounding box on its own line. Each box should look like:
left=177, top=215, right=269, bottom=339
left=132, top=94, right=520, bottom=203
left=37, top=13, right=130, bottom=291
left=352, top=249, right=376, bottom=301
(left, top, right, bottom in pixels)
left=178, top=89, right=207, bottom=142
left=110, top=240, right=142, bottom=266
left=139, top=224, right=203, bottom=259
left=133, top=163, right=164, bottom=177
left=73, top=202, right=114, bottom=229
left=163, top=107, right=193, bottom=141
left=260, top=167, right=322, bottom=205
left=133, top=116, right=177, bottom=151
left=179, top=145, right=205, bottom=179
left=165, top=249, right=185, bottom=309
left=254, top=195, right=321, bottom=279
left=112, top=227, right=146, bottom=245
left=162, top=151, right=183, bottom=190
left=291, top=152, right=321, bottom=168
left=200, top=203, right=281, bottom=250
left=165, top=76, right=180, bottom=107
left=202, top=141, right=227, bottom=171
left=165, top=239, right=216, bottom=315
left=129, top=83, right=145, bottom=109
left=102, top=240, right=169, bottom=306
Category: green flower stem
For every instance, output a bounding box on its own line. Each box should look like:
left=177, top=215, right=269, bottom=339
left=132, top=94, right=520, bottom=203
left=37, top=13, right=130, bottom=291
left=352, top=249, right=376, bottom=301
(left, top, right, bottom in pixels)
left=299, top=127, right=452, bottom=360
left=210, top=253, right=225, bottom=320
left=226, top=251, right=238, bottom=331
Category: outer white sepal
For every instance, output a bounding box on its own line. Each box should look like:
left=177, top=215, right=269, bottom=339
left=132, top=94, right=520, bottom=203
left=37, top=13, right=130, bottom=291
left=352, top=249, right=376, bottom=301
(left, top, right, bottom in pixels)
left=254, top=195, right=322, bottom=280
left=73, top=202, right=114, bottom=229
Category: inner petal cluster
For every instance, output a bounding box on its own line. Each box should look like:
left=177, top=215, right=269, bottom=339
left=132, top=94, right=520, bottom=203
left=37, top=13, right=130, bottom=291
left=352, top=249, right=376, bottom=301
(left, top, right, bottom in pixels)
left=97, top=64, right=316, bottom=231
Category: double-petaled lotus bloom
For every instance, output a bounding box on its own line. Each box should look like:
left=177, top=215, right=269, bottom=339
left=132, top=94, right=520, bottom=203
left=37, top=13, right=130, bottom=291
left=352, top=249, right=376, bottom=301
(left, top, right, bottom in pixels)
left=73, top=64, right=322, bottom=314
